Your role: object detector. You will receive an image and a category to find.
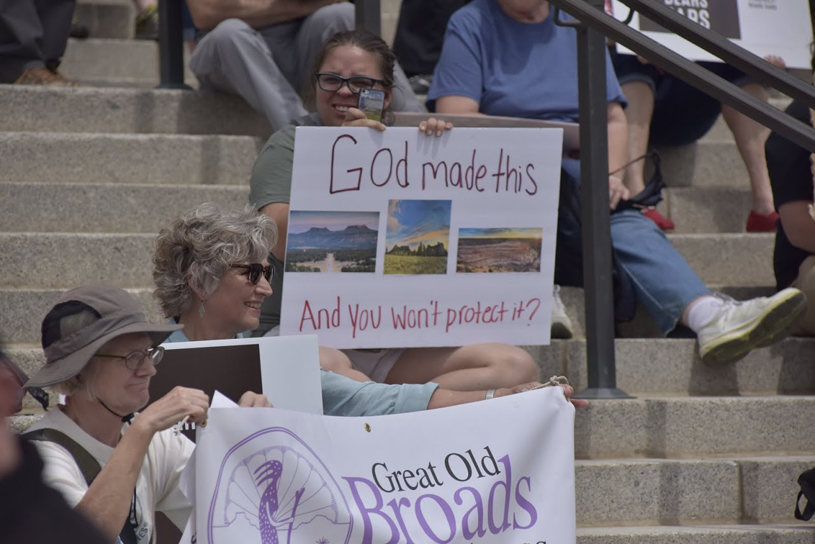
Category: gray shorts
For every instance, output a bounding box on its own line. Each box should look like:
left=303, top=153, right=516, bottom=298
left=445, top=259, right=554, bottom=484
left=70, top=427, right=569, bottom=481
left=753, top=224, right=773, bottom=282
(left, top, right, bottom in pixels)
left=343, top=348, right=406, bottom=383
left=265, top=327, right=405, bottom=382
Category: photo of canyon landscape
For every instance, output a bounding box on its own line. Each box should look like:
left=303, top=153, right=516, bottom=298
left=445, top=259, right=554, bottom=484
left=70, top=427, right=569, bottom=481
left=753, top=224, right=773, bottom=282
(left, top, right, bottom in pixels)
left=456, top=227, right=543, bottom=273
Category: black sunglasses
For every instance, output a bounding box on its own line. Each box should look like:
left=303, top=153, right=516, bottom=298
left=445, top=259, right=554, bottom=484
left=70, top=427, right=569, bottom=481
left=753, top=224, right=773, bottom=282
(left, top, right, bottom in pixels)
left=316, top=72, right=385, bottom=94
left=231, top=263, right=273, bottom=285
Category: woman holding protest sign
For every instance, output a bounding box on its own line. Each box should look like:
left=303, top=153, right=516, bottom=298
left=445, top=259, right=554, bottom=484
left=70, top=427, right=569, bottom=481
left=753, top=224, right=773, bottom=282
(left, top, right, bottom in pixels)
left=249, top=29, right=545, bottom=394
left=152, top=203, right=587, bottom=414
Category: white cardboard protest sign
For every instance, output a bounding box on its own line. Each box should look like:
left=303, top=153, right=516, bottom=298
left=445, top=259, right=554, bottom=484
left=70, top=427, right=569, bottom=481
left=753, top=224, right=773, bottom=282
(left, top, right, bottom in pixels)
left=280, top=127, right=563, bottom=348
left=191, top=386, right=576, bottom=544
left=612, top=0, right=813, bottom=69
left=160, top=335, right=323, bottom=414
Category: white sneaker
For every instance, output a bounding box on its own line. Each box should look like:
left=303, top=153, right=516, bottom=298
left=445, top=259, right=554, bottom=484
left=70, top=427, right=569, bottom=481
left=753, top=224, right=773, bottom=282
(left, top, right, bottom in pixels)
left=697, top=287, right=806, bottom=366
left=551, top=285, right=574, bottom=339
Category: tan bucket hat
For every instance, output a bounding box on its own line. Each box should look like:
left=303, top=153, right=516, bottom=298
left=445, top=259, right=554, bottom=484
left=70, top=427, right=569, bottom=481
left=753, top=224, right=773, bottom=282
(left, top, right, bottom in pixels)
left=26, top=284, right=182, bottom=388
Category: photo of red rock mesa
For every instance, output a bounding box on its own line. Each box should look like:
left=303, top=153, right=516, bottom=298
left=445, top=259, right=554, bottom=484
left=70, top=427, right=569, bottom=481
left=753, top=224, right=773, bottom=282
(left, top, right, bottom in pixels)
left=456, top=228, right=543, bottom=273
left=285, top=210, right=379, bottom=273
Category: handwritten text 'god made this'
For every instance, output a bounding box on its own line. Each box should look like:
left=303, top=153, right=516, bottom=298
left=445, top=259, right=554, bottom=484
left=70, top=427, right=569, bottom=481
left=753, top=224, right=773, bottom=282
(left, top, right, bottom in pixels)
left=328, top=134, right=540, bottom=196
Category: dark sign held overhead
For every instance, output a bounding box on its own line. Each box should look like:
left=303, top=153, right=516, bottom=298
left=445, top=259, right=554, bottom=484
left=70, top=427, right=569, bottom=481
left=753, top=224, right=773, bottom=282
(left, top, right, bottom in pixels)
left=639, top=0, right=742, bottom=40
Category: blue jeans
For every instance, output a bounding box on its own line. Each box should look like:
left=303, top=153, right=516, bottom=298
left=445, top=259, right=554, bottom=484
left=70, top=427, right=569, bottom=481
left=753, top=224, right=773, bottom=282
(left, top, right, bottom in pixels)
left=561, top=158, right=710, bottom=334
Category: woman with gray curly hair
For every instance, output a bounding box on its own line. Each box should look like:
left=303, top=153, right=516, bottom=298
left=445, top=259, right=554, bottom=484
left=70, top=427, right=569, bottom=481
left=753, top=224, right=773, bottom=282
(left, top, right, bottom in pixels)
left=153, top=203, right=366, bottom=379
left=154, top=203, right=277, bottom=340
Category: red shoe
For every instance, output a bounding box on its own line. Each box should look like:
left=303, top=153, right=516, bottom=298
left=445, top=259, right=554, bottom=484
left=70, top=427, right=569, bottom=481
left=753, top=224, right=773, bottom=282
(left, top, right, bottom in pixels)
left=745, top=210, right=779, bottom=232
left=642, top=207, right=675, bottom=231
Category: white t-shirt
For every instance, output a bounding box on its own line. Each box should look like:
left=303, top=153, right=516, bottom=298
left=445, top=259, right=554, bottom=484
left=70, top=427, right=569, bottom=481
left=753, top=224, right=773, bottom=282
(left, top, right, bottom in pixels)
left=28, top=407, right=194, bottom=544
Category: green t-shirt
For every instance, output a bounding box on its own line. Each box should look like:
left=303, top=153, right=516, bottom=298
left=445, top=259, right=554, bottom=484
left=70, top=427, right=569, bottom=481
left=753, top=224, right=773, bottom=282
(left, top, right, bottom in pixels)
left=249, top=113, right=322, bottom=334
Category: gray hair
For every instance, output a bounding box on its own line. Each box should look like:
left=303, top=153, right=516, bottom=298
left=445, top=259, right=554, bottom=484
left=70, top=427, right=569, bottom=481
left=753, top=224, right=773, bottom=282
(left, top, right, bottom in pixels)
left=51, top=360, right=101, bottom=398
left=153, top=203, right=278, bottom=317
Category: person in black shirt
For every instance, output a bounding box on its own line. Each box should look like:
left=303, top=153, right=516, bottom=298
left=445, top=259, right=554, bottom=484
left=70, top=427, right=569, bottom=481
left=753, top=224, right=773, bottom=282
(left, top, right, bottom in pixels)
left=0, top=350, right=107, bottom=544
left=766, top=98, right=815, bottom=335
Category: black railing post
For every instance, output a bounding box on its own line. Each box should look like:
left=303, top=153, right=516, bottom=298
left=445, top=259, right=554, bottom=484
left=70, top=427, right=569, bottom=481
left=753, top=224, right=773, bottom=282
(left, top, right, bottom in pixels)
left=572, top=0, right=630, bottom=399
left=355, top=0, right=382, bottom=36
left=158, top=0, right=191, bottom=89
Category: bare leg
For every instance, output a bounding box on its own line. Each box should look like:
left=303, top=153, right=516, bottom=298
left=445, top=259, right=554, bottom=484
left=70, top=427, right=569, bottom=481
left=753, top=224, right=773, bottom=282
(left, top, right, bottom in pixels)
left=132, top=0, right=155, bottom=14
left=620, top=80, right=655, bottom=194
left=319, top=346, right=370, bottom=382
left=383, top=344, right=538, bottom=391
left=721, top=82, right=775, bottom=215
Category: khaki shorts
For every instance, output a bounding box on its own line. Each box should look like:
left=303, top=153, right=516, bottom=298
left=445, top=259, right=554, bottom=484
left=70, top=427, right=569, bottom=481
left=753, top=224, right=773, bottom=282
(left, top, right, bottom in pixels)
left=343, top=348, right=406, bottom=383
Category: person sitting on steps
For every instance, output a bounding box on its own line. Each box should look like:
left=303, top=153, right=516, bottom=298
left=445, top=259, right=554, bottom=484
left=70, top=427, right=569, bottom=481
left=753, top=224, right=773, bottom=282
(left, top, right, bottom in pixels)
left=427, top=0, right=807, bottom=365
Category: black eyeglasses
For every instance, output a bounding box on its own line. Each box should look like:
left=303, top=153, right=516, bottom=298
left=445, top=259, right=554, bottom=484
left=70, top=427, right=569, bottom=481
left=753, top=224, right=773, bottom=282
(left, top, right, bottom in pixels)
left=231, top=263, right=273, bottom=285
left=96, top=346, right=164, bottom=371
left=316, top=73, right=385, bottom=94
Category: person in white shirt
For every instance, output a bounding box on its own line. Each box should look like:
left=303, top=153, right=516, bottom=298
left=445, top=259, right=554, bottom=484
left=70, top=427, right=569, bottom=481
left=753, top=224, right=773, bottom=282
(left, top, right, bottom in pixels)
left=24, top=284, right=270, bottom=544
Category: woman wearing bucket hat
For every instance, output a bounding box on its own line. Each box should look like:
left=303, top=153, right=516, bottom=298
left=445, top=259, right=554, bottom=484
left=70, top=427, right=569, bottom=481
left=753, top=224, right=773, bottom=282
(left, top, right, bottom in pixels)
left=24, top=283, right=270, bottom=544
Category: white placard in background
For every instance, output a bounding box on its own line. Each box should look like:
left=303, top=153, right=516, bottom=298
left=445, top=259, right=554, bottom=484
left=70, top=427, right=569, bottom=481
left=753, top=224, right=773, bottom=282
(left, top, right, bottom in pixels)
left=192, top=386, right=577, bottom=544
left=280, top=127, right=564, bottom=349
left=611, top=0, right=813, bottom=69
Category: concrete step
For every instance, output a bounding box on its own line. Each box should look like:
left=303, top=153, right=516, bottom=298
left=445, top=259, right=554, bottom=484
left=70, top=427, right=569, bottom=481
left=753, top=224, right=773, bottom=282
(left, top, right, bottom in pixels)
left=574, top=396, right=815, bottom=458
left=0, top=288, right=162, bottom=346
left=74, top=0, right=135, bottom=40
left=0, top=87, right=269, bottom=137
left=662, top=187, right=754, bottom=234
left=577, top=525, right=815, bottom=543
left=0, top=231, right=773, bottom=290
left=0, top=183, right=249, bottom=233
left=0, top=132, right=261, bottom=185
left=668, top=233, right=774, bottom=287
left=60, top=38, right=196, bottom=86
left=11, top=329, right=811, bottom=399
left=530, top=336, right=815, bottom=396
left=575, top=456, right=815, bottom=525
left=657, top=140, right=748, bottom=189
left=10, top=413, right=42, bottom=434
left=0, top=234, right=156, bottom=289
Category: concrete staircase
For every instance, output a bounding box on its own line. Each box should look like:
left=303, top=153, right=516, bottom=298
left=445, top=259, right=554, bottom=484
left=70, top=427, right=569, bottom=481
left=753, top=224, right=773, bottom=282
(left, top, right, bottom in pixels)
left=3, top=0, right=815, bottom=541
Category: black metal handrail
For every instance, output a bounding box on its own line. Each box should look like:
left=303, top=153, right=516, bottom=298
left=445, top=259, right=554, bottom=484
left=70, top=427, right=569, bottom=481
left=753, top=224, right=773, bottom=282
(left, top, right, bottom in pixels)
left=549, top=0, right=815, bottom=399
left=157, top=0, right=188, bottom=89
left=355, top=0, right=381, bottom=35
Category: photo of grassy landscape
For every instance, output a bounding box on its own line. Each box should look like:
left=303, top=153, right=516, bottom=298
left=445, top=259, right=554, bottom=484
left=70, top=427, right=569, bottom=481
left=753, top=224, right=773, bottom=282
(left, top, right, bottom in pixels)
left=384, top=200, right=451, bottom=275
left=285, top=210, right=379, bottom=273
left=456, top=227, right=543, bottom=273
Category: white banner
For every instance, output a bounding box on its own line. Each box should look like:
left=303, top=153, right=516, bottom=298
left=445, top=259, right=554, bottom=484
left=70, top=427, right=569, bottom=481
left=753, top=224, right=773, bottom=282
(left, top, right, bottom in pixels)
left=612, top=0, right=813, bottom=69
left=280, top=127, right=563, bottom=349
left=191, top=387, right=576, bottom=544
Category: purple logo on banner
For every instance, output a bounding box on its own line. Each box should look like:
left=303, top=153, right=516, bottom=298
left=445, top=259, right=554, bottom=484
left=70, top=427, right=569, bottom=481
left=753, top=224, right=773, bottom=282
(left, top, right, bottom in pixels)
left=208, top=428, right=353, bottom=544
left=640, top=0, right=742, bottom=39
